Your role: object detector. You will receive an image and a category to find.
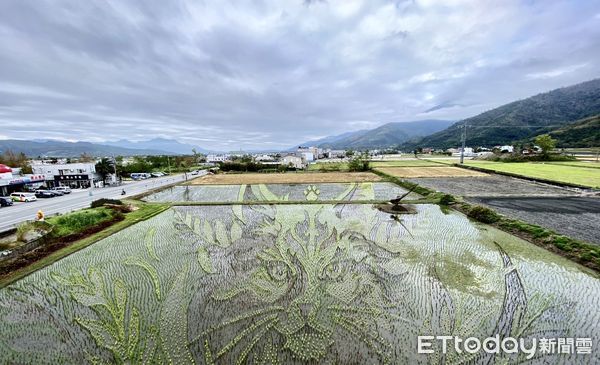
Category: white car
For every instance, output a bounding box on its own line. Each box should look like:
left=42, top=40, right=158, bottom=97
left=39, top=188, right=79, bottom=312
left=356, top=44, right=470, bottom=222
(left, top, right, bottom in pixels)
left=52, top=186, right=72, bottom=194
left=10, top=192, right=37, bottom=202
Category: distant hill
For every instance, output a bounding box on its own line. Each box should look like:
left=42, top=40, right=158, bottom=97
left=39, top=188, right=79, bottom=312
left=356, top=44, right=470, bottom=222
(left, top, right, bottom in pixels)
left=103, top=138, right=209, bottom=155
left=301, top=120, right=454, bottom=150
left=296, top=130, right=368, bottom=149
left=544, top=114, right=600, bottom=148
left=0, top=139, right=171, bottom=157
left=402, top=78, right=600, bottom=149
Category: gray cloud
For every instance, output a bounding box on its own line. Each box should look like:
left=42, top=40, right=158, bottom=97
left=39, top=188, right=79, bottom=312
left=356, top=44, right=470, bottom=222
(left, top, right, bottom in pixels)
left=0, top=0, right=598, bottom=150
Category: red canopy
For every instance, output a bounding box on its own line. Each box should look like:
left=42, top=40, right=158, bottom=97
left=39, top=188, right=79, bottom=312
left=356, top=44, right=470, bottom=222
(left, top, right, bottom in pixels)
left=0, top=164, right=13, bottom=173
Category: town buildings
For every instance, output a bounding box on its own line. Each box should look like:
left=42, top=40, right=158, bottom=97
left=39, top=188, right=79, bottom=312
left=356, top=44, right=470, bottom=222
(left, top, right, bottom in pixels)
left=0, top=164, right=46, bottom=196
left=31, top=162, right=102, bottom=189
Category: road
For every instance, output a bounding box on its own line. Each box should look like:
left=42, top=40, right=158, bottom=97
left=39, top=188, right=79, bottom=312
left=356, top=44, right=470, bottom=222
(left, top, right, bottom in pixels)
left=0, top=172, right=199, bottom=233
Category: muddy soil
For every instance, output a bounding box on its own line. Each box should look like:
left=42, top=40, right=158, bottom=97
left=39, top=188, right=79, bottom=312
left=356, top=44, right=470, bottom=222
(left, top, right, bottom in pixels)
left=407, top=175, right=579, bottom=197
left=469, top=196, right=600, bottom=244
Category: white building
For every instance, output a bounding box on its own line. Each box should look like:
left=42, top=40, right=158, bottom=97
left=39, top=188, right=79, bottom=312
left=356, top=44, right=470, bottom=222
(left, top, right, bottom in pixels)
left=255, top=154, right=275, bottom=162
left=497, top=145, right=514, bottom=153
left=451, top=147, right=476, bottom=157
left=282, top=155, right=304, bottom=169
left=206, top=154, right=231, bottom=163
left=326, top=150, right=347, bottom=159
left=31, top=162, right=101, bottom=189
left=297, top=146, right=319, bottom=161
left=300, top=152, right=314, bottom=162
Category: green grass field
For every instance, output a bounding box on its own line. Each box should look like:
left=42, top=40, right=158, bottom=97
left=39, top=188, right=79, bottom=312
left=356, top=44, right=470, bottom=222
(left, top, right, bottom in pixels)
left=544, top=161, right=600, bottom=169
left=466, top=162, right=600, bottom=188
left=307, top=162, right=348, bottom=171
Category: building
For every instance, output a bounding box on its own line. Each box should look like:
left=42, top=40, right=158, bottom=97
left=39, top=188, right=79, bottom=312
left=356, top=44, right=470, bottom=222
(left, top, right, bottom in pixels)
left=300, top=151, right=314, bottom=162
left=451, top=147, right=476, bottom=157
left=255, top=154, right=275, bottom=162
left=206, top=154, right=231, bottom=163
left=0, top=164, right=46, bottom=196
left=497, top=145, right=514, bottom=153
left=31, top=162, right=101, bottom=189
left=325, top=150, right=347, bottom=159
left=297, top=146, right=319, bottom=161
left=281, top=155, right=304, bottom=169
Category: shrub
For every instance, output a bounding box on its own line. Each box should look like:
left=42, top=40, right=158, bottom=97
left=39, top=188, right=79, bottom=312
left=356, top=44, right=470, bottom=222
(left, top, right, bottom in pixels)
left=91, top=198, right=123, bottom=208
left=467, top=206, right=501, bottom=224
left=218, top=162, right=265, bottom=172
left=439, top=194, right=455, bottom=205
left=348, top=153, right=370, bottom=172
left=51, top=209, right=117, bottom=236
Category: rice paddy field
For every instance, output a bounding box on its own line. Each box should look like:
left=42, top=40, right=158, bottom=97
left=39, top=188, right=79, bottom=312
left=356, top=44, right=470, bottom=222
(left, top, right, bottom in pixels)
left=465, top=162, right=600, bottom=188
left=189, top=172, right=381, bottom=185
left=144, top=182, right=416, bottom=203
left=375, top=166, right=488, bottom=178
left=1, top=182, right=599, bottom=364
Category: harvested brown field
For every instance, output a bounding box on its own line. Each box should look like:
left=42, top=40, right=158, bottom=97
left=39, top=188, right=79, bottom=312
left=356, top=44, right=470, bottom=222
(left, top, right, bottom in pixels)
left=376, top=166, right=488, bottom=178
left=188, top=171, right=382, bottom=185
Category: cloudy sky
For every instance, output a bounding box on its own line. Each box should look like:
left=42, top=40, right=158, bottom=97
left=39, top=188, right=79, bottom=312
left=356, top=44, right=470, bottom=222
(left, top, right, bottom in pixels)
left=0, top=0, right=599, bottom=150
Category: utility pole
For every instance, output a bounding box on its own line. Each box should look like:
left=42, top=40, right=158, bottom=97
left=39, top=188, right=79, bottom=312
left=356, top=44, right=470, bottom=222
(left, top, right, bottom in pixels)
left=167, top=156, right=172, bottom=175
left=460, top=123, right=467, bottom=164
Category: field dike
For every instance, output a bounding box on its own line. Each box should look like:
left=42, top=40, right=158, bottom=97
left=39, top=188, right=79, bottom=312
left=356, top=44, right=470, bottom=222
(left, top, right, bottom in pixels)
left=0, top=181, right=598, bottom=363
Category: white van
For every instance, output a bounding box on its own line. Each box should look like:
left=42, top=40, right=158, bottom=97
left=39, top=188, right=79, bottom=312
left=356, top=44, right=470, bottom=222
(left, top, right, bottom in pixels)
left=52, top=186, right=72, bottom=194
left=10, top=192, right=37, bottom=202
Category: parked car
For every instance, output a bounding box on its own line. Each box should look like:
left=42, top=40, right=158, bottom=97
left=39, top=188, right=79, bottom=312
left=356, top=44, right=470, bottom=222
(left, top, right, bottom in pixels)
left=35, top=190, right=55, bottom=198
left=49, top=190, right=64, bottom=196
left=131, top=173, right=151, bottom=180
left=52, top=186, right=71, bottom=194
left=0, top=197, right=13, bottom=207
left=10, top=192, right=37, bottom=202
left=151, top=172, right=164, bottom=177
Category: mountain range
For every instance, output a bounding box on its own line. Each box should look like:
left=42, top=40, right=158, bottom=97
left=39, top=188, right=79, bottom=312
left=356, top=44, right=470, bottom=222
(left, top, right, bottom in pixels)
left=0, top=139, right=172, bottom=157
left=301, top=78, right=600, bottom=151
left=298, top=120, right=454, bottom=150
left=544, top=114, right=600, bottom=148
left=103, top=138, right=209, bottom=155
left=401, top=78, right=600, bottom=149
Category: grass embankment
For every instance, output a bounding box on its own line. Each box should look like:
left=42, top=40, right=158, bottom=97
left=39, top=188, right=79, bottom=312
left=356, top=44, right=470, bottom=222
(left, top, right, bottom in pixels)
left=463, top=162, right=600, bottom=188
left=0, top=200, right=169, bottom=288
left=373, top=169, right=600, bottom=272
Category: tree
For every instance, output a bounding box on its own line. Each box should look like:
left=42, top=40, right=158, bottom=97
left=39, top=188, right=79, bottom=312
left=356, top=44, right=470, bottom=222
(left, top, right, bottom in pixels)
left=534, top=134, right=556, bottom=158
left=0, top=149, right=32, bottom=173
left=95, top=158, right=114, bottom=183
left=348, top=152, right=370, bottom=171
left=79, top=152, right=95, bottom=162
